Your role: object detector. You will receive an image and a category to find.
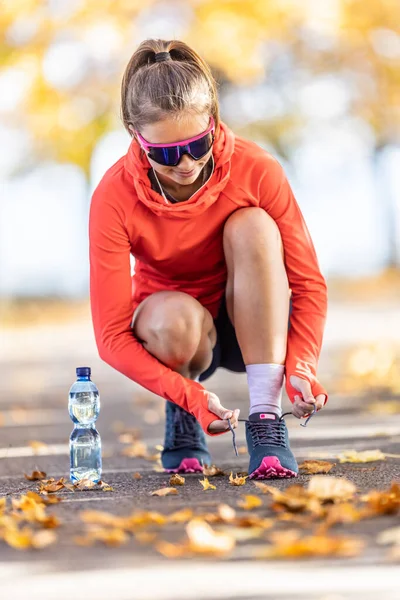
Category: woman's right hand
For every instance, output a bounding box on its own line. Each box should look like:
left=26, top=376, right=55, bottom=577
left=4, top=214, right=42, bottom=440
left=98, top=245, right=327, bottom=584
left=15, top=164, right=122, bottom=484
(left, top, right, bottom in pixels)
left=206, top=391, right=240, bottom=433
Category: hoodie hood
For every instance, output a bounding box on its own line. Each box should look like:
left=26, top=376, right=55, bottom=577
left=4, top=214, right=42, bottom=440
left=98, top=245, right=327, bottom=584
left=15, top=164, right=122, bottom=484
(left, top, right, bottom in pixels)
left=124, top=120, right=235, bottom=218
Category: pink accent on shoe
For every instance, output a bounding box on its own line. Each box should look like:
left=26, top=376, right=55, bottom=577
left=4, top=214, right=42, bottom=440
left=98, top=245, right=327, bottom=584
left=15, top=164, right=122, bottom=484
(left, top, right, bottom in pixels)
left=165, top=458, right=204, bottom=474
left=249, top=456, right=298, bottom=480
left=259, top=413, right=275, bottom=420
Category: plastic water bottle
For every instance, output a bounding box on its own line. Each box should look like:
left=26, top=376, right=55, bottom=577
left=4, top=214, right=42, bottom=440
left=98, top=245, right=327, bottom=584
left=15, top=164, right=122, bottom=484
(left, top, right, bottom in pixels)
left=69, top=367, right=102, bottom=483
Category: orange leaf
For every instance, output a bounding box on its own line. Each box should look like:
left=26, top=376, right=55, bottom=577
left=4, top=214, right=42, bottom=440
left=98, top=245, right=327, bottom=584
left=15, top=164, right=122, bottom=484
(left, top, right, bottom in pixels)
left=24, top=470, right=47, bottom=481
left=133, top=472, right=142, bottom=480
left=186, top=518, right=235, bottom=555
left=299, top=460, right=335, bottom=474
left=308, top=476, right=356, bottom=502
left=237, top=495, right=263, bottom=510
left=229, top=472, right=248, bottom=486
left=151, top=487, right=178, bottom=497
left=169, top=474, right=185, bottom=486
left=28, top=441, right=48, bottom=454
left=203, top=464, right=225, bottom=477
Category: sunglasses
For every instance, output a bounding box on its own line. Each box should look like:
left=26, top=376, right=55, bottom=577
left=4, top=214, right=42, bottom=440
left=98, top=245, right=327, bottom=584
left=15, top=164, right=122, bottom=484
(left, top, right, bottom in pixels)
left=136, top=117, right=215, bottom=167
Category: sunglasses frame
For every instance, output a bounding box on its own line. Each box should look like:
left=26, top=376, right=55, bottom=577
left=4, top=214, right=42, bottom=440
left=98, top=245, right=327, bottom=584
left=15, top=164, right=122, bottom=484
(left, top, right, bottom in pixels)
left=136, top=116, right=215, bottom=167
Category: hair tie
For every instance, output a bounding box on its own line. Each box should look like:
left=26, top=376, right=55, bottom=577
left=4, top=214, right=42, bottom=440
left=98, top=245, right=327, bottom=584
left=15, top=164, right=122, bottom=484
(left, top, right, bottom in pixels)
left=154, top=51, right=171, bottom=63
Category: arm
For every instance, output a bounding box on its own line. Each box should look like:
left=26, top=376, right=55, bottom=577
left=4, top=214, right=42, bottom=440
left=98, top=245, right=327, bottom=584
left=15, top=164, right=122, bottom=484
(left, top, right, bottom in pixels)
left=89, top=189, right=221, bottom=435
left=258, top=156, right=328, bottom=404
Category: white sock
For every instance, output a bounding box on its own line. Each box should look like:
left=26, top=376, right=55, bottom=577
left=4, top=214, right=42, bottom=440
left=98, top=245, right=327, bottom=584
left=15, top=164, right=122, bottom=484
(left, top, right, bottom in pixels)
left=246, top=363, right=284, bottom=417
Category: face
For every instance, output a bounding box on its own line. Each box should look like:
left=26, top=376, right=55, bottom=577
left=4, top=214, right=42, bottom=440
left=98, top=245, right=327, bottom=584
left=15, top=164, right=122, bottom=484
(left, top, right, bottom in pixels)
left=134, top=113, right=213, bottom=187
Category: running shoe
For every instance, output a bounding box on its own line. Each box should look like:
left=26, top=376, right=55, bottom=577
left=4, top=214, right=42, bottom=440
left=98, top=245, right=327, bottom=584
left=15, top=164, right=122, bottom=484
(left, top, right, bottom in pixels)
left=245, top=412, right=298, bottom=479
left=161, top=401, right=212, bottom=473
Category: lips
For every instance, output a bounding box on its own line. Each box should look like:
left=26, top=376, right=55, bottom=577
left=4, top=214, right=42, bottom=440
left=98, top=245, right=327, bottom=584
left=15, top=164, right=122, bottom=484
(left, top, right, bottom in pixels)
left=177, top=169, right=196, bottom=177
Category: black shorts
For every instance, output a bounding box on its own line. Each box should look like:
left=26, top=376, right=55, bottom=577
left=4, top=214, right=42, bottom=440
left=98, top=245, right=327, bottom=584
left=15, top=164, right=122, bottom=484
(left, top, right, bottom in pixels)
left=198, top=297, right=292, bottom=383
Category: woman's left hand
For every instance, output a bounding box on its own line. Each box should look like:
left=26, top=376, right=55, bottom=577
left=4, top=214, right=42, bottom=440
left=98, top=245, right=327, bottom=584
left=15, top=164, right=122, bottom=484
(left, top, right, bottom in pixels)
left=289, top=375, right=326, bottom=419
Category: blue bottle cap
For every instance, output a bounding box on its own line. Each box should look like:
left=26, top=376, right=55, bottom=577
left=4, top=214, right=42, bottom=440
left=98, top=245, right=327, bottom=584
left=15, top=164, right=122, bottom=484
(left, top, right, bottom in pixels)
left=76, top=367, right=91, bottom=377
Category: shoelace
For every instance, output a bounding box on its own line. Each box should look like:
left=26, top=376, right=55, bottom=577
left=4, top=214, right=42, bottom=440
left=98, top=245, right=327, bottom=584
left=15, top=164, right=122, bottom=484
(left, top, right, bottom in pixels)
left=227, top=405, right=317, bottom=457
left=166, top=406, right=203, bottom=450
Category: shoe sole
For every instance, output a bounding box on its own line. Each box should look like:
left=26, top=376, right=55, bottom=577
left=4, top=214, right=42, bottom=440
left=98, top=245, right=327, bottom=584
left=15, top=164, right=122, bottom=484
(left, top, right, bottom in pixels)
left=164, top=458, right=204, bottom=474
left=249, top=456, right=298, bottom=480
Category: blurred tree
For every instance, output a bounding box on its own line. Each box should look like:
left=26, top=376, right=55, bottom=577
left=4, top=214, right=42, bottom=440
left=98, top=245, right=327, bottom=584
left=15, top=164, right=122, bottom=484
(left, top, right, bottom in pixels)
left=0, top=0, right=399, bottom=174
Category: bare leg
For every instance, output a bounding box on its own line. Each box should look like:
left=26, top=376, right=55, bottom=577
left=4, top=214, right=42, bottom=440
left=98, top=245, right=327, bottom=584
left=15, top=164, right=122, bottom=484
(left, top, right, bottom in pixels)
left=223, top=207, right=290, bottom=365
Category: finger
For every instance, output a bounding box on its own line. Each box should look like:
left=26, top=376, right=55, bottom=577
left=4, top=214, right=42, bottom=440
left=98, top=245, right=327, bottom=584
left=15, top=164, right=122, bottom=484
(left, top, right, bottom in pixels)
left=296, top=380, right=315, bottom=404
left=294, top=396, right=315, bottom=410
left=315, top=394, right=326, bottom=410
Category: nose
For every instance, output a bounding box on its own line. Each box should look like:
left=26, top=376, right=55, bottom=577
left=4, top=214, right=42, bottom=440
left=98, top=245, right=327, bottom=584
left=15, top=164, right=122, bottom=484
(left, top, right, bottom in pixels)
left=177, top=153, right=196, bottom=170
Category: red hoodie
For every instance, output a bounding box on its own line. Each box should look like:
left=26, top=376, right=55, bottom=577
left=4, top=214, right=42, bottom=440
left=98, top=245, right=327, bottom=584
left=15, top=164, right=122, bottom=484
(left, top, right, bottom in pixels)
left=89, top=121, right=328, bottom=435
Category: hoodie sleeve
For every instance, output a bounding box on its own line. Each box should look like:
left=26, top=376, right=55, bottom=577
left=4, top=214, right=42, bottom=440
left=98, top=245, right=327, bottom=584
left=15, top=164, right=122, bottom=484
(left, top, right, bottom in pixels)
left=89, top=187, right=224, bottom=436
left=258, top=155, right=328, bottom=404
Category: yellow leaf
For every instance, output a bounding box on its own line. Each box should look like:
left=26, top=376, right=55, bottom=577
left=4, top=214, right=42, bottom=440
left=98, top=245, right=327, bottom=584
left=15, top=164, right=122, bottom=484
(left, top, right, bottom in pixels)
left=169, top=474, right=185, bottom=486
left=24, top=470, right=47, bottom=481
left=0, top=497, right=6, bottom=512
left=4, top=528, right=33, bottom=550
left=203, top=464, right=225, bottom=477
left=155, top=540, right=187, bottom=558
left=218, top=504, right=236, bottom=523
left=91, top=528, right=129, bottom=547
left=133, top=472, right=142, bottom=480
left=308, top=476, right=356, bottom=502
left=199, top=477, right=216, bottom=491
left=337, top=449, right=386, bottom=463
left=186, top=518, right=235, bottom=555
left=134, top=531, right=157, bottom=544
left=229, top=472, right=248, bottom=486
left=151, top=487, right=178, bottom=497
left=168, top=508, right=194, bottom=523
left=361, top=482, right=400, bottom=515
left=299, top=460, right=335, bottom=474
left=237, top=495, right=262, bottom=510
left=80, top=510, right=126, bottom=528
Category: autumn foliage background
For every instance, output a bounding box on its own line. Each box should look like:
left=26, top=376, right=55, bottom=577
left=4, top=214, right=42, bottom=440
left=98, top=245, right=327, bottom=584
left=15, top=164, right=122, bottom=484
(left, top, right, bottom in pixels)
left=0, top=0, right=400, bottom=395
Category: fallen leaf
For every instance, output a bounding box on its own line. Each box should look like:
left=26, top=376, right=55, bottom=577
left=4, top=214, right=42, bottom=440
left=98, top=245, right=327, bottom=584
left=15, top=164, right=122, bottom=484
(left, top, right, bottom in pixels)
left=299, top=460, right=335, bottom=474
left=217, top=504, right=236, bottom=523
left=337, top=449, right=386, bottom=463
left=219, top=525, right=264, bottom=542
left=39, top=478, right=66, bottom=494
left=169, top=474, right=185, bottom=486
left=133, top=472, right=142, bottom=480
left=24, top=470, right=47, bottom=481
left=0, top=497, right=6, bottom=511
left=237, top=495, right=263, bottom=510
left=259, top=532, right=364, bottom=559
left=315, top=503, right=363, bottom=535
left=74, top=479, right=96, bottom=490
left=229, top=472, right=248, bottom=486
left=134, top=531, right=157, bottom=544
left=167, top=508, right=194, bottom=523
left=236, top=515, right=273, bottom=529
left=186, top=518, right=235, bottom=555
left=28, top=441, right=48, bottom=454
left=238, top=446, right=248, bottom=455
left=31, top=530, right=57, bottom=549
left=308, top=476, right=356, bottom=502
left=199, top=477, right=216, bottom=491
left=361, top=482, right=400, bottom=515
left=3, top=528, right=34, bottom=550
left=254, top=483, right=321, bottom=514
left=151, top=487, right=178, bottom=497
left=121, top=441, right=148, bottom=458
left=80, top=510, right=127, bottom=528
left=155, top=540, right=187, bottom=558
left=203, top=465, right=225, bottom=477
left=90, top=528, right=129, bottom=547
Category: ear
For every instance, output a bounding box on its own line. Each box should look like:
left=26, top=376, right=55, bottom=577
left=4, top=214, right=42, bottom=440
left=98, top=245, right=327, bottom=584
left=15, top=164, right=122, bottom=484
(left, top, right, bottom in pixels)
left=128, top=124, right=136, bottom=138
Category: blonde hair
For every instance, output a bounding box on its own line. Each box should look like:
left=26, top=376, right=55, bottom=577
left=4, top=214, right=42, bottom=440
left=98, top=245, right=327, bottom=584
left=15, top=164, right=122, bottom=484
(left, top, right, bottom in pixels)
left=121, top=39, right=220, bottom=135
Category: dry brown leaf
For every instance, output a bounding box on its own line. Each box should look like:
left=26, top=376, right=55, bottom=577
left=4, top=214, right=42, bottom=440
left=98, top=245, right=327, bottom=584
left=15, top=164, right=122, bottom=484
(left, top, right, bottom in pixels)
left=238, top=445, right=248, bottom=455
left=167, top=508, right=194, bottom=523
left=299, top=460, right=335, bottom=474
left=199, top=477, right=216, bottom=491
left=361, top=482, right=400, bottom=515
left=74, top=479, right=97, bottom=490
left=186, top=518, right=235, bottom=555
left=260, top=532, right=365, bottom=559
left=151, top=487, right=178, bottom=497
left=80, top=510, right=126, bottom=528
left=254, top=483, right=321, bottom=514
left=90, top=528, right=129, bottom=547
left=229, top=472, right=248, bottom=486
left=237, top=495, right=263, bottom=510
left=219, top=525, right=264, bottom=542
left=0, top=497, right=6, bottom=512
left=133, top=472, right=143, bottom=480
left=26, top=491, right=61, bottom=505
left=24, top=470, right=47, bottom=481
left=237, top=515, right=273, bottom=529
left=169, top=474, right=185, bottom=486
left=38, top=477, right=68, bottom=494
left=28, top=441, right=48, bottom=454
left=203, top=464, right=225, bottom=477
left=337, top=449, right=386, bottom=463
left=129, top=511, right=167, bottom=528
left=308, top=476, right=356, bottom=502
left=316, top=503, right=363, bottom=535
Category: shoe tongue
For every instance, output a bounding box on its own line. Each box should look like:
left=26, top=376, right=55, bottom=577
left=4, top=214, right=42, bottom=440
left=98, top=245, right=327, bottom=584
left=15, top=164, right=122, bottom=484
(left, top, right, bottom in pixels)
left=249, top=412, right=280, bottom=422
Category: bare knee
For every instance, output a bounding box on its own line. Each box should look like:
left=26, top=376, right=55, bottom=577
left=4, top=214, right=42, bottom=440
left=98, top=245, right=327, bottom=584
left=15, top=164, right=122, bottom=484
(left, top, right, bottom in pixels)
left=133, top=291, right=215, bottom=377
left=224, top=207, right=283, bottom=254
